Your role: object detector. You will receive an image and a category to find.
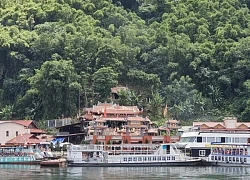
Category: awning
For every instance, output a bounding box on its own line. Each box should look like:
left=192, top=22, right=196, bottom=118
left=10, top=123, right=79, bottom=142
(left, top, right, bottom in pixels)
left=51, top=138, right=65, bottom=145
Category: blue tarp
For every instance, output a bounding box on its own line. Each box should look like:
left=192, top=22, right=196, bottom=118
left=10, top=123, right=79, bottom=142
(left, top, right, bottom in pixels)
left=51, top=138, right=65, bottom=145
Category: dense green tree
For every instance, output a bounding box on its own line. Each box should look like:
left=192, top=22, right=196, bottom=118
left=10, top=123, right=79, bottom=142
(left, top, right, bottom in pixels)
left=29, top=60, right=81, bottom=119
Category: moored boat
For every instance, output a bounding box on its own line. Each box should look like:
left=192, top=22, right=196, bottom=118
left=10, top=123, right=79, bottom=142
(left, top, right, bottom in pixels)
left=67, top=143, right=205, bottom=167
left=208, top=142, right=250, bottom=166
left=0, top=146, right=40, bottom=164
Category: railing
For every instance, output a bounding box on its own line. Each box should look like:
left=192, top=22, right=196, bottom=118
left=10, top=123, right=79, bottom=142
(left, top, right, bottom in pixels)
left=57, top=132, right=69, bottom=136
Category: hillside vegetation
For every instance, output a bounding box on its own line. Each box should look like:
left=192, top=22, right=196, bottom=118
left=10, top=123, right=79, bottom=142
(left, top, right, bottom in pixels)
left=1, top=0, right=250, bottom=124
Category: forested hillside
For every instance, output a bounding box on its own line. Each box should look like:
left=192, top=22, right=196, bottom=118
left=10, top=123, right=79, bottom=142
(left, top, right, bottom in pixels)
left=1, top=0, right=250, bottom=124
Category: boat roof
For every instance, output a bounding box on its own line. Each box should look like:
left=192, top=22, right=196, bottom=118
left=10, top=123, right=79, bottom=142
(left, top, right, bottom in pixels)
left=211, top=142, right=249, bottom=146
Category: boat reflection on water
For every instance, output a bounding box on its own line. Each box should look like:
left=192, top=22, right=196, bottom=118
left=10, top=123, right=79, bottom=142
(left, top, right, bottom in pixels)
left=0, top=164, right=40, bottom=170
left=66, top=166, right=250, bottom=180
left=0, top=165, right=250, bottom=180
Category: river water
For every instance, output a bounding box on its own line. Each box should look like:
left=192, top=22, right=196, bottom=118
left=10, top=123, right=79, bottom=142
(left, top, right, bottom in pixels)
left=0, top=164, right=249, bottom=180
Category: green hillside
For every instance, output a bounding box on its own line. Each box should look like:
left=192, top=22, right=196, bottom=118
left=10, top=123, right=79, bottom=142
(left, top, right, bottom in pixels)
left=1, top=0, right=250, bottom=124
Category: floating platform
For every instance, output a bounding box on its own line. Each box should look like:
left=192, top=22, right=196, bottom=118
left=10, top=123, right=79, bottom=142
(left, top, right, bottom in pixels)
left=40, top=159, right=67, bottom=167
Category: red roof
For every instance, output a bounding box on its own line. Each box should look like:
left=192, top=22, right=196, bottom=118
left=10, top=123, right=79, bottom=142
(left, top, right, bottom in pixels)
left=30, top=129, right=46, bottom=134
left=11, top=120, right=34, bottom=127
left=6, top=134, right=42, bottom=145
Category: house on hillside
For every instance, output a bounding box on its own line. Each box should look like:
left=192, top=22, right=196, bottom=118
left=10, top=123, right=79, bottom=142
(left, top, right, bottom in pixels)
left=111, top=86, right=129, bottom=100
left=0, top=120, right=45, bottom=145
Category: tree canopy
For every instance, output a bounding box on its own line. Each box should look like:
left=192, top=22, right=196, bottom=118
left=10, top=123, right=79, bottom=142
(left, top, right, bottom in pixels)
left=1, top=0, right=250, bottom=123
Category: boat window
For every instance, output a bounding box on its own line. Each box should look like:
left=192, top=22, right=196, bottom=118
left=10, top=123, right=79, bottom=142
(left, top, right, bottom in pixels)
left=229, top=157, right=232, bottom=161
left=179, top=137, right=196, bottom=143
left=158, top=157, right=161, bottom=161
left=221, top=137, right=225, bottom=143
left=233, top=157, right=235, bottom=162
left=199, top=150, right=206, bottom=157
left=236, top=157, right=239, bottom=162
left=225, top=157, right=228, bottom=162
left=148, top=157, right=151, bottom=161
left=133, top=157, right=137, bottom=161
left=6, top=131, right=9, bottom=137
left=167, top=156, right=171, bottom=160
left=207, top=137, right=215, bottom=142
left=244, top=158, right=247, bottom=163
left=218, top=156, right=221, bottom=161
left=172, top=156, right=175, bottom=160
left=216, top=137, right=221, bottom=142
left=197, top=137, right=202, bottom=143
left=138, top=157, right=142, bottom=161
left=144, top=157, right=147, bottom=161
left=202, top=137, right=206, bottom=143
left=124, top=157, right=127, bottom=161
left=215, top=156, right=217, bottom=160
left=235, top=137, right=240, bottom=143
left=153, top=157, right=156, bottom=161
left=240, top=137, right=248, bottom=143
left=162, top=157, right=166, bottom=161
left=225, top=137, right=231, bottom=143
left=128, top=157, right=132, bottom=161
left=222, top=156, right=224, bottom=161
left=211, top=156, right=214, bottom=160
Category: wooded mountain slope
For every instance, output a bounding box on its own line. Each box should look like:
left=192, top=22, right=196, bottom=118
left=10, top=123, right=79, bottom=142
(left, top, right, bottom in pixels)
left=1, top=0, right=250, bottom=124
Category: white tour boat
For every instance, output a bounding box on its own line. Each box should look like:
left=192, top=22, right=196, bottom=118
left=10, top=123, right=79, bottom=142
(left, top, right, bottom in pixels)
left=208, top=142, right=250, bottom=166
left=176, top=131, right=250, bottom=159
left=67, top=143, right=205, bottom=167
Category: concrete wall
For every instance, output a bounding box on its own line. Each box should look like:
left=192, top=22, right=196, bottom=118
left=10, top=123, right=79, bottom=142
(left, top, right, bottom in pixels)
left=0, top=122, right=28, bottom=145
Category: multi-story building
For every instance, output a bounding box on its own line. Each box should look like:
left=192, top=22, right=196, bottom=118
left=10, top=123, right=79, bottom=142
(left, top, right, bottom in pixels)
left=56, top=102, right=174, bottom=145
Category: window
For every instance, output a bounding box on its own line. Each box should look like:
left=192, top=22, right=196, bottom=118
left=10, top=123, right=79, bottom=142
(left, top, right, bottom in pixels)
left=124, top=157, right=127, bottom=161
left=202, top=137, right=207, bottom=143
left=6, top=131, right=9, bottom=137
left=207, top=137, right=215, bottom=142
left=216, top=137, right=221, bottom=142
left=162, top=157, right=166, bottom=161
left=16, top=131, right=18, bottom=137
left=128, top=157, right=132, bottom=161
left=225, top=137, right=231, bottom=143
left=172, top=156, right=175, bottom=160
left=167, top=156, right=171, bottom=160
left=133, top=157, right=137, bottom=161
left=199, top=150, right=206, bottom=157
left=138, top=157, right=142, bottom=161
left=197, top=137, right=202, bottom=143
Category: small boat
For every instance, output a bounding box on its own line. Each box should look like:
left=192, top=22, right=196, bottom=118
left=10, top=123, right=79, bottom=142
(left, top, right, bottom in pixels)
left=67, top=143, right=205, bottom=167
left=40, top=158, right=67, bottom=167
left=0, top=146, right=40, bottom=164
left=208, top=142, right=250, bottom=166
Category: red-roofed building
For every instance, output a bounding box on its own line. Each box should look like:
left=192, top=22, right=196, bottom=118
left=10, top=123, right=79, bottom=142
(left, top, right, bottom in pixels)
left=58, top=102, right=171, bottom=145
left=0, top=120, right=45, bottom=145
left=192, top=117, right=250, bottom=132
left=5, top=134, right=41, bottom=146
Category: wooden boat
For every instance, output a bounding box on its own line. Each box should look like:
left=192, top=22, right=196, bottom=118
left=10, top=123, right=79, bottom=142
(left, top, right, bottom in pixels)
left=40, top=158, right=67, bottom=167
left=208, top=142, right=250, bottom=166
left=67, top=143, right=205, bottom=167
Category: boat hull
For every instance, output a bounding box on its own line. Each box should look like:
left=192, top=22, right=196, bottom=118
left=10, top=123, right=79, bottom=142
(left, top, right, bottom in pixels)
left=0, top=156, right=40, bottom=165
left=210, top=161, right=250, bottom=167
left=68, top=160, right=205, bottom=167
